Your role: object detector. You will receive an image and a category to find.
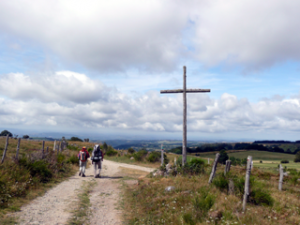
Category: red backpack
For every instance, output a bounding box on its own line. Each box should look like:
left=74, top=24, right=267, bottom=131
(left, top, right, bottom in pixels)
left=79, top=151, right=87, bottom=162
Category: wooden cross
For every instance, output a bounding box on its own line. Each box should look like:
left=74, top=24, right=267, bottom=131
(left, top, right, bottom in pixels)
left=160, top=66, right=210, bottom=165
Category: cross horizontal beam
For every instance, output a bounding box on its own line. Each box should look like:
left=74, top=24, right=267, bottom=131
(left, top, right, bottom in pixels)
left=160, top=89, right=210, bottom=94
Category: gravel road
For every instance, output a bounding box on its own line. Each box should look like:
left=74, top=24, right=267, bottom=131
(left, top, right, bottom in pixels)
left=13, top=160, right=155, bottom=225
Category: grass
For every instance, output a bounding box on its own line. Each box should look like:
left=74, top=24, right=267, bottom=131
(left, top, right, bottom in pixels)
left=198, top=150, right=295, bottom=161
left=191, top=150, right=300, bottom=170
left=0, top=137, right=96, bottom=221
left=67, top=180, right=96, bottom=225
left=122, top=163, right=300, bottom=225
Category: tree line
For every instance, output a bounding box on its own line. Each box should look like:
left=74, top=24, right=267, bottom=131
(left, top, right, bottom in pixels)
left=169, top=142, right=300, bottom=154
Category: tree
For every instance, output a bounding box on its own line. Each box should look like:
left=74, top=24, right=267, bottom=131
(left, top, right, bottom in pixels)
left=128, top=147, right=135, bottom=154
left=70, top=137, right=83, bottom=142
left=218, top=149, right=229, bottom=164
left=23, top=135, right=30, bottom=139
left=102, top=142, right=108, bottom=152
left=0, top=130, right=12, bottom=137
left=294, top=152, right=300, bottom=162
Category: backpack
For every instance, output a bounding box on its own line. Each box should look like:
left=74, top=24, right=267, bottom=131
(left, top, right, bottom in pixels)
left=79, top=151, right=86, bottom=161
left=93, top=145, right=102, bottom=161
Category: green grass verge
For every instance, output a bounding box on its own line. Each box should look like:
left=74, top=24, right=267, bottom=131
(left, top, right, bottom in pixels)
left=67, top=180, right=96, bottom=225
left=198, top=150, right=295, bottom=161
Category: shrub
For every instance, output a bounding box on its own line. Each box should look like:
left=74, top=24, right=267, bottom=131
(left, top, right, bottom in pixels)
left=250, top=189, right=274, bottom=206
left=289, top=176, right=298, bottom=185
left=218, top=149, right=229, bottom=164
left=57, top=153, right=66, bottom=164
left=23, top=135, right=30, bottom=139
left=281, top=160, right=289, bottom=163
left=87, top=147, right=93, bottom=154
left=294, top=151, right=300, bottom=162
left=66, top=155, right=78, bottom=165
left=106, top=149, right=118, bottom=156
left=260, top=160, right=263, bottom=163
left=133, top=149, right=148, bottom=161
left=146, top=151, right=160, bottom=162
left=213, top=174, right=229, bottom=192
left=183, top=213, right=195, bottom=225
left=177, top=158, right=205, bottom=175
left=68, top=145, right=79, bottom=151
left=69, top=137, right=83, bottom=142
left=193, top=187, right=215, bottom=221
left=0, top=130, right=12, bottom=137
left=128, top=147, right=135, bottom=154
left=288, top=169, right=299, bottom=176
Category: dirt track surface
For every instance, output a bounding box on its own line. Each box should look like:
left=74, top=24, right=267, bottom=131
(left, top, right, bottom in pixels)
left=13, top=160, right=155, bottom=225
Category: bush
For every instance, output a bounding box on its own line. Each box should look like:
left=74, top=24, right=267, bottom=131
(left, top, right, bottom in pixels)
left=87, top=147, right=93, bottom=154
left=128, top=147, right=135, bottom=154
left=57, top=153, right=66, bottom=164
left=67, top=145, right=79, bottom=151
left=106, top=149, right=118, bottom=156
left=281, top=160, right=289, bottom=163
left=0, top=130, right=12, bottom=137
left=193, top=187, right=215, bottom=221
left=177, top=158, right=205, bottom=175
left=289, top=176, right=298, bottom=185
left=213, top=174, right=229, bottom=192
left=23, top=135, right=30, bottom=139
left=183, top=213, right=195, bottom=225
left=250, top=189, right=274, bottom=206
left=66, top=155, right=78, bottom=165
left=218, top=149, right=229, bottom=164
left=287, top=169, right=299, bottom=176
left=133, top=149, right=148, bottom=161
left=146, top=151, right=160, bottom=162
left=69, top=137, right=83, bottom=142
left=294, top=151, right=300, bottom=162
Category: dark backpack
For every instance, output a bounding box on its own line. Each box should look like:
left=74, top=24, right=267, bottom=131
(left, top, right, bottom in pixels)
left=93, top=145, right=102, bottom=161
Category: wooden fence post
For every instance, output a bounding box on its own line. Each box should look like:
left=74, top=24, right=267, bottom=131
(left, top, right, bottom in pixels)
left=46, top=146, right=49, bottom=154
left=209, top=153, right=220, bottom=184
left=208, top=158, right=210, bottom=164
left=242, top=156, right=252, bottom=212
left=42, top=141, right=45, bottom=158
left=1, top=134, right=9, bottom=164
left=56, top=142, right=60, bottom=155
left=60, top=142, right=63, bottom=152
left=279, top=164, right=284, bottom=191
left=224, top=160, right=231, bottom=176
left=53, top=140, right=56, bottom=151
left=15, top=138, right=21, bottom=161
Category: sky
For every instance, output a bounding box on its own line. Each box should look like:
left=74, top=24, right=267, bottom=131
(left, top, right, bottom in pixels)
left=1, top=0, right=300, bottom=141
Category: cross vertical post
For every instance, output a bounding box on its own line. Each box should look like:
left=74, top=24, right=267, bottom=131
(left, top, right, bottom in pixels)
left=183, top=66, right=187, bottom=166
left=160, top=66, right=210, bottom=165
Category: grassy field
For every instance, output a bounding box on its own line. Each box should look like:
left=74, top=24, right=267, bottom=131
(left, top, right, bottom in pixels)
left=196, top=150, right=295, bottom=161
left=122, top=163, right=300, bottom=224
left=0, top=137, right=96, bottom=223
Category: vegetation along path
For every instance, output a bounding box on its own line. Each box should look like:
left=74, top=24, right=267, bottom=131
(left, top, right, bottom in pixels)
left=12, top=159, right=154, bottom=225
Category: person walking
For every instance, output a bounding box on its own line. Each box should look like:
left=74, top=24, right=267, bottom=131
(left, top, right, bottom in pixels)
left=78, top=146, right=90, bottom=177
left=91, top=144, right=104, bottom=178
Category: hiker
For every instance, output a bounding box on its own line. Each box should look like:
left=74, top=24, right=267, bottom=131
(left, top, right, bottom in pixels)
left=91, top=144, right=104, bottom=178
left=78, top=146, right=90, bottom=177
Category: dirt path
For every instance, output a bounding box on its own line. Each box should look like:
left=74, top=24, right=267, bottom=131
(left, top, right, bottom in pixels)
left=14, top=160, right=155, bottom=225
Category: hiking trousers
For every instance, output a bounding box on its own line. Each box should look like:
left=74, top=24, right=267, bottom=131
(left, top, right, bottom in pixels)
left=93, top=160, right=102, bottom=177
left=79, top=161, right=87, bottom=175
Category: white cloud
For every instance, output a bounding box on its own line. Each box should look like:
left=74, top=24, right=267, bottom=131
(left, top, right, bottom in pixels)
left=1, top=0, right=300, bottom=71
left=0, top=0, right=190, bottom=72
left=193, top=0, right=300, bottom=70
left=0, top=71, right=112, bottom=104
left=1, top=71, right=300, bottom=135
